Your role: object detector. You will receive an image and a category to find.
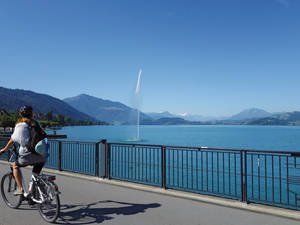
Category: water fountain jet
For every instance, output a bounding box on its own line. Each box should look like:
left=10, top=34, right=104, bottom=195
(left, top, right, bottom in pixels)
left=135, top=69, right=142, bottom=141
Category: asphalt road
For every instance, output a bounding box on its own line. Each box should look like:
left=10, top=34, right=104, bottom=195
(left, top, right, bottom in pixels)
left=0, top=163, right=300, bottom=225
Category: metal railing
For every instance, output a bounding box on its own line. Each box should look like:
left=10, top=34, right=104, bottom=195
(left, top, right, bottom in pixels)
left=245, top=150, right=300, bottom=208
left=1, top=137, right=300, bottom=210
left=47, top=140, right=99, bottom=176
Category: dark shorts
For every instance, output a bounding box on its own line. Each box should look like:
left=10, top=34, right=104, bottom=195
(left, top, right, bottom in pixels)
left=16, top=152, right=46, bottom=174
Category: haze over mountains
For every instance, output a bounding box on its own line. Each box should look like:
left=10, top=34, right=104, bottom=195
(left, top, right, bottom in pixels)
left=229, top=108, right=272, bottom=121
left=148, top=108, right=273, bottom=122
left=64, top=94, right=152, bottom=125
left=147, top=111, right=223, bottom=121
left=64, top=94, right=275, bottom=124
left=1, top=87, right=300, bottom=126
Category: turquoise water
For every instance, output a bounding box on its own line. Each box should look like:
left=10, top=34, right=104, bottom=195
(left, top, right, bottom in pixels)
left=54, top=125, right=300, bottom=151
left=42, top=125, right=300, bottom=209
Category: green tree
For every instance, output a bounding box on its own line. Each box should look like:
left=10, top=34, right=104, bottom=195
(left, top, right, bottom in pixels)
left=45, top=111, right=53, bottom=121
left=56, top=114, right=65, bottom=125
left=65, top=116, right=72, bottom=124
left=0, top=114, right=15, bottom=128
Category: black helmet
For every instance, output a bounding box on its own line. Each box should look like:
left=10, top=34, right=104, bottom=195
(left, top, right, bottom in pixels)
left=19, top=105, right=33, bottom=118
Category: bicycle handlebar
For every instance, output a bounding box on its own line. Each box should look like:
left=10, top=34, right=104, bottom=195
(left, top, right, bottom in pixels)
left=0, top=142, right=17, bottom=154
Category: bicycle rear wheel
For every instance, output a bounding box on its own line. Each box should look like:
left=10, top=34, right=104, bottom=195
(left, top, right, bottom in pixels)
left=1, top=173, right=22, bottom=209
left=37, top=189, right=60, bottom=223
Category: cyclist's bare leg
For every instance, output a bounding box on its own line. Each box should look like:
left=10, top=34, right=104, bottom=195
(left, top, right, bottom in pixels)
left=12, top=162, right=23, bottom=192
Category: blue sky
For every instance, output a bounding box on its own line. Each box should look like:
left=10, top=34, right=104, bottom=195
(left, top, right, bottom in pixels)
left=1, top=0, right=300, bottom=117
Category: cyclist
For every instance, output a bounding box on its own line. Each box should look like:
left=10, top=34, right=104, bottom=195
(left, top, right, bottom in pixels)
left=0, top=105, right=46, bottom=195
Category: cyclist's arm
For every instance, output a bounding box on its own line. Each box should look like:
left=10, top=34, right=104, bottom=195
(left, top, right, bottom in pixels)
left=0, top=139, right=14, bottom=154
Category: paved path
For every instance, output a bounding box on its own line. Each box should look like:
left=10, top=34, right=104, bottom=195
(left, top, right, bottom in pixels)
left=0, top=163, right=300, bottom=225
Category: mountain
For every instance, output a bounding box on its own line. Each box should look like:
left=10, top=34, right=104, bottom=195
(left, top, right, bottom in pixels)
left=245, top=111, right=300, bottom=126
left=147, top=111, right=175, bottom=120
left=229, top=108, right=272, bottom=121
left=0, top=87, right=96, bottom=121
left=147, top=111, right=224, bottom=121
left=147, top=108, right=271, bottom=122
left=141, top=117, right=205, bottom=125
left=64, top=94, right=152, bottom=125
left=176, top=113, right=226, bottom=122
left=143, top=111, right=300, bottom=126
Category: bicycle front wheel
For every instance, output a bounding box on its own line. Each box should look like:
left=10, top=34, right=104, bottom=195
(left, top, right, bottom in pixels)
left=38, top=192, right=60, bottom=223
left=0, top=173, right=22, bottom=209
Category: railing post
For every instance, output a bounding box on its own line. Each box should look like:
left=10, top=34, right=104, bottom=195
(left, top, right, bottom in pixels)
left=58, top=141, right=62, bottom=171
left=107, top=143, right=111, bottom=179
left=95, top=142, right=100, bottom=177
left=240, top=150, right=244, bottom=202
left=100, top=139, right=107, bottom=178
left=161, top=146, right=166, bottom=189
left=244, top=151, right=248, bottom=203
left=239, top=150, right=248, bottom=203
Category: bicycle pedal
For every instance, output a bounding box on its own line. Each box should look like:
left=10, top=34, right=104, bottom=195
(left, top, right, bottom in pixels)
left=27, top=198, right=36, bottom=206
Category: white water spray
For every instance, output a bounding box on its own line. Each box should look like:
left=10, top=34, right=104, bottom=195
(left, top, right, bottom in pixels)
left=135, top=69, right=142, bottom=140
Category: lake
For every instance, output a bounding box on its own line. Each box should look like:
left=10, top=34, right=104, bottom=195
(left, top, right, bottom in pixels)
left=43, top=125, right=300, bottom=209
left=53, top=125, right=300, bottom=151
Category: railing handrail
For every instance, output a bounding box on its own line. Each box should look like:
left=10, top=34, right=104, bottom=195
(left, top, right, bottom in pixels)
left=109, top=142, right=300, bottom=155
left=52, top=140, right=99, bottom=145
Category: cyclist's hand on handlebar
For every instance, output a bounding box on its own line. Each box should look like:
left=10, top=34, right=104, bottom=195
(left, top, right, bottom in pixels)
left=0, top=148, right=7, bottom=154
left=0, top=139, right=14, bottom=155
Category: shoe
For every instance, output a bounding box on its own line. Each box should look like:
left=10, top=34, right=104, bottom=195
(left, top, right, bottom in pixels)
left=13, top=189, right=23, bottom=196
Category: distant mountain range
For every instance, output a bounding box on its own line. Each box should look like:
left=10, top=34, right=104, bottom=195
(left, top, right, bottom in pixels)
left=244, top=111, right=300, bottom=126
left=141, top=117, right=204, bottom=125
left=147, top=111, right=175, bottom=120
left=229, top=108, right=272, bottom=121
left=147, top=111, right=222, bottom=121
left=64, top=94, right=152, bottom=125
left=1, top=86, right=300, bottom=126
left=146, top=108, right=272, bottom=122
left=141, top=111, right=300, bottom=126
left=0, top=87, right=95, bottom=121
left=144, top=108, right=300, bottom=125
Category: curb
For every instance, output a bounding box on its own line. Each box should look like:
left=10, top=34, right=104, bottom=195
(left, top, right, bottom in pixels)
left=1, top=161, right=300, bottom=221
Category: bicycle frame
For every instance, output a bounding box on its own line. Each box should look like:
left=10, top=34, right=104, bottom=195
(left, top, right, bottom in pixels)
left=8, top=148, right=50, bottom=204
left=3, top=145, right=61, bottom=223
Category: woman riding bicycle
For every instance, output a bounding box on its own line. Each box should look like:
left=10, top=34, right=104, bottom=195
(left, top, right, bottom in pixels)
left=0, top=105, right=46, bottom=195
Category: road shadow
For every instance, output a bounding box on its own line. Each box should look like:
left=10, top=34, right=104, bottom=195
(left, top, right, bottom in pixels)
left=56, top=200, right=161, bottom=224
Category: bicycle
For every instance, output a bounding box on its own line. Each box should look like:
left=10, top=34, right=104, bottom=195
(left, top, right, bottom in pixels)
left=0, top=145, right=61, bottom=223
